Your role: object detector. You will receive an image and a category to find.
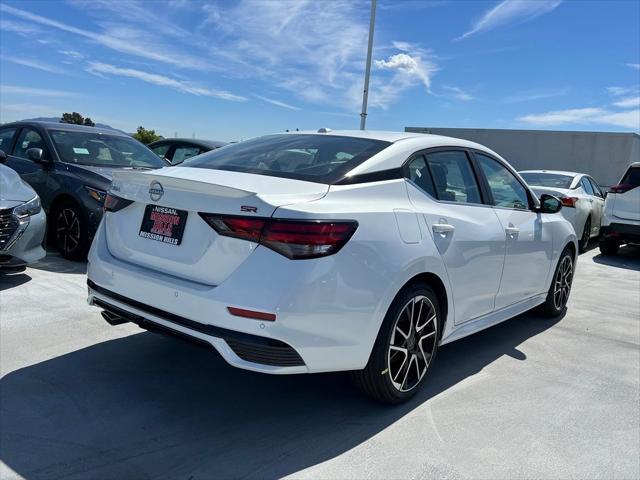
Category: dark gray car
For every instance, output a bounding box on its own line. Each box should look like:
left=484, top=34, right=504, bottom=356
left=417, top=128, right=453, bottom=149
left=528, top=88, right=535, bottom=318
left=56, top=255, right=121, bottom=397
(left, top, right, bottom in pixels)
left=0, top=121, right=165, bottom=260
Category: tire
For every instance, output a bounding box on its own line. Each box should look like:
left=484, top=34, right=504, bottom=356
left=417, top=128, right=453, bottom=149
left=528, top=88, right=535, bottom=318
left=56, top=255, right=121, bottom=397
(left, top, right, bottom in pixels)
left=578, top=217, right=591, bottom=253
left=52, top=200, right=89, bottom=261
left=540, top=247, right=574, bottom=317
left=599, top=238, right=620, bottom=256
left=351, top=283, right=441, bottom=404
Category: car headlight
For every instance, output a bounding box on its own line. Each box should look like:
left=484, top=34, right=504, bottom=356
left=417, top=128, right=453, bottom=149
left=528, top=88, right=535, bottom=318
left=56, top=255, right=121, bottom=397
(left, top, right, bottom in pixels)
left=85, top=186, right=107, bottom=203
left=14, top=196, right=41, bottom=217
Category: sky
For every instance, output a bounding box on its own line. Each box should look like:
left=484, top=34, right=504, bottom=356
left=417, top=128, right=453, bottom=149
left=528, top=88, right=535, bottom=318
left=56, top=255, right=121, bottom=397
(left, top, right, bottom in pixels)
left=0, top=0, right=639, bottom=141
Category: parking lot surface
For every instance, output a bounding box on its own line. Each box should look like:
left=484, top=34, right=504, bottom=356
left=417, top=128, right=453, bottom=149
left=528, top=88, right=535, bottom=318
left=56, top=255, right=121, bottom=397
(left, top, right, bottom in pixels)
left=1, top=246, right=639, bottom=480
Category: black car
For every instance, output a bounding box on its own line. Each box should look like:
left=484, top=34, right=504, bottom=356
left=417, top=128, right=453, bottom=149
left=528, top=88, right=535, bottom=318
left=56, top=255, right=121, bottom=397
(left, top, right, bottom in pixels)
left=0, top=121, right=165, bottom=260
left=148, top=138, right=227, bottom=165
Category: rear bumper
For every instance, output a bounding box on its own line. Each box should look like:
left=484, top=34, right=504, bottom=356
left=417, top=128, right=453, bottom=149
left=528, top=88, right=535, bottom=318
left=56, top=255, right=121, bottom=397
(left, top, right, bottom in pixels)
left=86, top=220, right=394, bottom=374
left=600, top=223, right=640, bottom=244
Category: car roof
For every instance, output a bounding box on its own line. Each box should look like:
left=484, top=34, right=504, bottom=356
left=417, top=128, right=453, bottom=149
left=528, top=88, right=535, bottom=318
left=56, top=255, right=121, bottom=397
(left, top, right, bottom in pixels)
left=150, top=138, right=227, bottom=148
left=2, top=120, right=129, bottom=137
left=630, top=162, right=640, bottom=168
left=291, top=129, right=428, bottom=143
left=519, top=169, right=583, bottom=177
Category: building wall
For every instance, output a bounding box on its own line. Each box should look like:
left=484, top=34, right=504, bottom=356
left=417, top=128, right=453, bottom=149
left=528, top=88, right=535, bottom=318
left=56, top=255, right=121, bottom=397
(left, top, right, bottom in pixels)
left=405, top=127, right=640, bottom=187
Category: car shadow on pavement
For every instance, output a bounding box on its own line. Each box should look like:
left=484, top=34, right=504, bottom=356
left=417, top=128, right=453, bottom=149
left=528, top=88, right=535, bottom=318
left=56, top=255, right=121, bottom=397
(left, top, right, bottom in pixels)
left=28, top=251, right=87, bottom=275
left=592, top=245, right=640, bottom=271
left=0, top=311, right=562, bottom=479
left=0, top=268, right=31, bottom=291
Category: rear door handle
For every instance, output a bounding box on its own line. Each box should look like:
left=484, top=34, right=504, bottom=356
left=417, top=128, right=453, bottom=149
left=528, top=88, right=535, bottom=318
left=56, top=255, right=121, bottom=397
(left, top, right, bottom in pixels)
left=432, top=223, right=455, bottom=235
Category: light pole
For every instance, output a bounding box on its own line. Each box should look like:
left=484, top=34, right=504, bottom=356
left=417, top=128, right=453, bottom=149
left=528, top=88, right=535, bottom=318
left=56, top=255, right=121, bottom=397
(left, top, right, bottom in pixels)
left=359, top=0, right=377, bottom=130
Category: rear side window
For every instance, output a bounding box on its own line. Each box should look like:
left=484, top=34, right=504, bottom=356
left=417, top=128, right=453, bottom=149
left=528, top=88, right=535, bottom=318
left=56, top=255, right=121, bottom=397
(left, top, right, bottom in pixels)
left=185, top=134, right=391, bottom=184
left=424, top=151, right=482, bottom=204
left=0, top=128, right=16, bottom=151
left=406, top=155, right=436, bottom=198
left=588, top=178, right=604, bottom=197
left=621, top=166, right=640, bottom=187
left=581, top=177, right=595, bottom=195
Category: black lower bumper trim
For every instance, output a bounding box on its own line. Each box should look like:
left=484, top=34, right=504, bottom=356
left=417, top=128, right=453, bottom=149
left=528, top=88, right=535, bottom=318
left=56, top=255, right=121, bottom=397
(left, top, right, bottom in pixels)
left=601, top=223, right=640, bottom=243
left=88, top=279, right=305, bottom=367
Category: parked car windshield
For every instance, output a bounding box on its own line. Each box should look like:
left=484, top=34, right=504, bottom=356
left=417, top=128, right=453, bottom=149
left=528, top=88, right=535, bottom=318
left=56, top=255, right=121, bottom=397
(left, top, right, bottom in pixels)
left=184, top=134, right=391, bottom=183
left=50, top=130, right=165, bottom=168
left=519, top=172, right=574, bottom=189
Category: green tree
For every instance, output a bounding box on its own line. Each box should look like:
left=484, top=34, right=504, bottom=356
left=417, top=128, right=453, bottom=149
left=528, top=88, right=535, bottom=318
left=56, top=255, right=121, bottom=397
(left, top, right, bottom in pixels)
left=132, top=126, right=162, bottom=145
left=60, top=112, right=95, bottom=127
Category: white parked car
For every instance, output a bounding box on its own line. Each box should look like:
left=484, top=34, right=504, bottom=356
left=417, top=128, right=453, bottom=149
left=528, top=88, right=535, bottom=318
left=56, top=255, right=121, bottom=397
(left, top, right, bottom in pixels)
left=599, top=162, right=640, bottom=255
left=0, top=154, right=46, bottom=267
left=519, top=170, right=605, bottom=252
left=87, top=131, right=577, bottom=403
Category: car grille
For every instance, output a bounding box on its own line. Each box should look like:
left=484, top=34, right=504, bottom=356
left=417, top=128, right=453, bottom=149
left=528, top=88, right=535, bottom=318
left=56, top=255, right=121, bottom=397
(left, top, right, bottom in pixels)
left=0, top=209, right=19, bottom=251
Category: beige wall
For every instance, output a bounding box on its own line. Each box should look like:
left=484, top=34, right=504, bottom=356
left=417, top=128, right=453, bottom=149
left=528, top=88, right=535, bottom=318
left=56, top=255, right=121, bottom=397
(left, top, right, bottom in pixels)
left=405, top=127, right=640, bottom=187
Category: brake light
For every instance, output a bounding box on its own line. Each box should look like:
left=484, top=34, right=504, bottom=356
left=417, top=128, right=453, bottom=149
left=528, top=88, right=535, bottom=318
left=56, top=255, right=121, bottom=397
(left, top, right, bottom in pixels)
left=104, top=193, right=133, bottom=212
left=609, top=183, right=637, bottom=194
left=561, top=196, right=578, bottom=207
left=199, top=214, right=358, bottom=259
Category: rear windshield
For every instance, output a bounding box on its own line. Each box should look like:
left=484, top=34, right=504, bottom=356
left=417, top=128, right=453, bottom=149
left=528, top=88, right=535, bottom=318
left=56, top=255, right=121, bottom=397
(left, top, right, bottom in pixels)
left=519, top=172, right=574, bottom=189
left=621, top=166, right=640, bottom=186
left=50, top=130, right=165, bottom=169
left=184, top=134, right=391, bottom=183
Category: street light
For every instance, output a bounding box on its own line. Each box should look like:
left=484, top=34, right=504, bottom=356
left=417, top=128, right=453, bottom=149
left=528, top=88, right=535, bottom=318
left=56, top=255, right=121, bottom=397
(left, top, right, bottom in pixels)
left=360, top=0, right=377, bottom=130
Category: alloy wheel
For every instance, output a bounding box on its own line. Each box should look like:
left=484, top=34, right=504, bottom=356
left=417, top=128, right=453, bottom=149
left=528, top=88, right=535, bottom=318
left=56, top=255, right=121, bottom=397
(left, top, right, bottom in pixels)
left=56, top=208, right=81, bottom=255
left=388, top=295, right=438, bottom=393
left=553, top=255, right=573, bottom=310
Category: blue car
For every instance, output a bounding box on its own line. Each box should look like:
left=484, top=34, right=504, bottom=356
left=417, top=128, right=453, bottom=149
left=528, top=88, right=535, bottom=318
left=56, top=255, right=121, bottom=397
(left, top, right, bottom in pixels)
left=0, top=121, right=165, bottom=260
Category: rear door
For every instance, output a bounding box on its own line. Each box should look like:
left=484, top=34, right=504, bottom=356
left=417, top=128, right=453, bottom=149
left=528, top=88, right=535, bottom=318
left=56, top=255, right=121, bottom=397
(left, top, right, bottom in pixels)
left=405, top=150, right=506, bottom=324
left=473, top=152, right=553, bottom=308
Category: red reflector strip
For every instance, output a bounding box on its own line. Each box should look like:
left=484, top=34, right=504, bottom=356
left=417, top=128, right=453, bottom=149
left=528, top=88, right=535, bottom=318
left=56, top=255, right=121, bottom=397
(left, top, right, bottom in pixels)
left=227, top=306, right=276, bottom=322
left=262, top=222, right=353, bottom=245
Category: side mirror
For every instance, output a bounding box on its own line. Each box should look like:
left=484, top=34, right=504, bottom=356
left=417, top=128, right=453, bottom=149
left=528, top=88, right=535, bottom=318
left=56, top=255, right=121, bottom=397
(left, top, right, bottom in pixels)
left=0, top=150, right=7, bottom=164
left=26, top=147, right=44, bottom=162
left=538, top=194, right=562, bottom=214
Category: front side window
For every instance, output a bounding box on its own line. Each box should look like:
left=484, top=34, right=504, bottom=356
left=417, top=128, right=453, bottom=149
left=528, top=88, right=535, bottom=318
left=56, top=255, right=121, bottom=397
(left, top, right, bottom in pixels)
left=475, top=153, right=530, bottom=210
left=13, top=128, right=48, bottom=160
left=424, top=151, right=482, bottom=204
left=406, top=155, right=436, bottom=198
left=50, top=130, right=165, bottom=168
left=0, top=128, right=16, bottom=152
left=185, top=134, right=391, bottom=184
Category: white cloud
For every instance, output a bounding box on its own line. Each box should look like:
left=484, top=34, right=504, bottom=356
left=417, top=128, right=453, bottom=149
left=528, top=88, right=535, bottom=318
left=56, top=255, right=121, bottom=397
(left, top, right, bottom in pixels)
left=1, top=55, right=66, bottom=74
left=518, top=107, right=639, bottom=130
left=612, top=96, right=640, bottom=109
left=502, top=87, right=570, bottom=103
left=0, top=19, right=42, bottom=36
left=0, top=85, right=78, bottom=97
left=442, top=86, right=474, bottom=101
left=458, top=0, right=562, bottom=40
left=254, top=95, right=300, bottom=111
left=627, top=63, right=640, bottom=70
left=608, top=86, right=638, bottom=96
left=85, top=62, right=246, bottom=102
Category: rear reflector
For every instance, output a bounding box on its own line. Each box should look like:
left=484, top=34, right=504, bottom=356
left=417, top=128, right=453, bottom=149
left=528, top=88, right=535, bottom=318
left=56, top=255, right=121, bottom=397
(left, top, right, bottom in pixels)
left=199, top=214, right=358, bottom=259
left=609, top=183, right=638, bottom=194
left=227, top=306, right=276, bottom=321
left=104, top=193, right=134, bottom=212
left=561, top=196, right=578, bottom=207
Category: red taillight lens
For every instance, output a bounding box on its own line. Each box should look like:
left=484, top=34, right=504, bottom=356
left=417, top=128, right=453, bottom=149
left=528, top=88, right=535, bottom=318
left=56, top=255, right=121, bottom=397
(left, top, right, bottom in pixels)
left=199, top=214, right=358, bottom=259
left=561, top=196, right=578, bottom=207
left=104, top=193, right=133, bottom=212
left=609, top=183, right=637, bottom=194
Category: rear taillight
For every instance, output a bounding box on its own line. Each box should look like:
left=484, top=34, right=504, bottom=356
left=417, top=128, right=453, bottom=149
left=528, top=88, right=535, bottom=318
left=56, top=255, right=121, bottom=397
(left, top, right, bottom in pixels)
left=104, top=193, right=133, bottom=212
left=609, top=183, right=637, bottom=194
left=561, top=196, right=578, bottom=208
left=199, top=214, right=358, bottom=259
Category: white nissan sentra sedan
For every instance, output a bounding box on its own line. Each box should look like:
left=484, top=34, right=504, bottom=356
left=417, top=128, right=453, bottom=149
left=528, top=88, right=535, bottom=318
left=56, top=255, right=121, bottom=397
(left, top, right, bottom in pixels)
left=87, top=130, right=577, bottom=403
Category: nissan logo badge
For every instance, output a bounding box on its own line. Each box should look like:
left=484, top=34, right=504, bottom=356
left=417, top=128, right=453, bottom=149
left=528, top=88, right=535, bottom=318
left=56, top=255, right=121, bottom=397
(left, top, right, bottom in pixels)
left=149, top=181, right=164, bottom=202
